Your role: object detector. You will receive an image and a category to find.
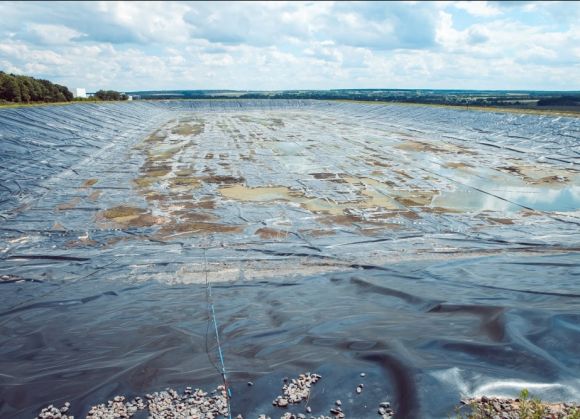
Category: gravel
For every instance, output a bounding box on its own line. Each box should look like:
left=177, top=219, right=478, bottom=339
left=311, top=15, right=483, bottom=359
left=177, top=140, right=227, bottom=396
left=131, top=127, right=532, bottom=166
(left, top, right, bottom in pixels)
left=35, top=372, right=398, bottom=419
left=272, top=372, right=322, bottom=407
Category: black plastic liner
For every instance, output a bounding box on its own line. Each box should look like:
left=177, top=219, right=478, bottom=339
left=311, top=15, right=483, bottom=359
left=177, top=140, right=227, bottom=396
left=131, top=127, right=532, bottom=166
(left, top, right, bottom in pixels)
left=0, top=101, right=579, bottom=418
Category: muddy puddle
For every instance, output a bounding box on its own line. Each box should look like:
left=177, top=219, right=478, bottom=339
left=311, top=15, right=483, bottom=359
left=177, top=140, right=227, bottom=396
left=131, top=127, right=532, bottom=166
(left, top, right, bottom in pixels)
left=0, top=100, right=579, bottom=418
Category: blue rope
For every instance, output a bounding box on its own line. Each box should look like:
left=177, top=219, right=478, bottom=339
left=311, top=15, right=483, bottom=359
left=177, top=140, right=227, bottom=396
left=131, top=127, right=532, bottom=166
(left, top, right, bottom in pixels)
left=204, top=248, right=233, bottom=419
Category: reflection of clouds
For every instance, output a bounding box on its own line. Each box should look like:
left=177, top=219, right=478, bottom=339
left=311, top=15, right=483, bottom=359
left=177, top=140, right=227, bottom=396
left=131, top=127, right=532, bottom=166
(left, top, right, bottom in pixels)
left=431, top=368, right=580, bottom=401
left=497, top=186, right=580, bottom=211
left=433, top=185, right=580, bottom=213
left=474, top=380, right=580, bottom=401
left=570, top=185, right=580, bottom=202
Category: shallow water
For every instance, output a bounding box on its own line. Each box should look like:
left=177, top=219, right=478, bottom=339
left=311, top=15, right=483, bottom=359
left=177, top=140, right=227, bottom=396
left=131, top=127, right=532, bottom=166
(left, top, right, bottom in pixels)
left=0, top=100, right=579, bottom=418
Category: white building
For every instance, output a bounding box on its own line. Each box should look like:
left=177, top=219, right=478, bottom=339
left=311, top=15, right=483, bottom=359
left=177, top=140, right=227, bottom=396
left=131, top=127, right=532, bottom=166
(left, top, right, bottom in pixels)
left=73, top=88, right=87, bottom=99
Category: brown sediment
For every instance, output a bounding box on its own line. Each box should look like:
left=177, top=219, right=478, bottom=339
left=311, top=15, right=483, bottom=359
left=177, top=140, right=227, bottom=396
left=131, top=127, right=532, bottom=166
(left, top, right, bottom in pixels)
left=81, top=179, right=98, bottom=188
left=360, top=225, right=401, bottom=235
left=488, top=217, right=515, bottom=225
left=88, top=190, right=102, bottom=201
left=101, top=205, right=146, bottom=219
left=370, top=160, right=391, bottom=168
left=498, top=163, right=573, bottom=185
left=531, top=175, right=569, bottom=185
left=143, top=130, right=166, bottom=143
left=201, top=175, right=245, bottom=185
left=400, top=210, right=421, bottom=220
left=175, top=168, right=193, bottom=177
left=198, top=200, right=216, bottom=209
left=270, top=117, right=284, bottom=128
left=144, top=192, right=166, bottom=202
left=395, top=196, right=429, bottom=207
left=157, top=222, right=243, bottom=236
left=119, top=214, right=161, bottom=228
left=310, top=172, right=348, bottom=183
left=298, top=229, right=336, bottom=237
left=133, top=177, right=157, bottom=189
left=444, top=162, right=473, bottom=169
left=219, top=185, right=303, bottom=202
left=521, top=210, right=542, bottom=217
left=393, top=169, right=413, bottom=180
left=395, top=140, right=446, bottom=153
left=255, top=227, right=289, bottom=240
left=64, top=238, right=99, bottom=248
left=174, top=211, right=217, bottom=222
left=169, top=177, right=201, bottom=188
left=148, top=146, right=182, bottom=161
left=172, top=122, right=204, bottom=136
left=56, top=197, right=81, bottom=211
left=423, top=206, right=462, bottom=214
left=311, top=172, right=340, bottom=179
left=317, top=213, right=367, bottom=225
left=219, top=178, right=423, bottom=217
left=143, top=167, right=171, bottom=178
left=98, top=205, right=163, bottom=228
left=52, top=222, right=66, bottom=231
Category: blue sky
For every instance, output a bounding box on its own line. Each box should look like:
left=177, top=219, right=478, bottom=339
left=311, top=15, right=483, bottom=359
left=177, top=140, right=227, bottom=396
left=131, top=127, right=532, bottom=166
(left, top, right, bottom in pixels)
left=0, top=1, right=578, bottom=91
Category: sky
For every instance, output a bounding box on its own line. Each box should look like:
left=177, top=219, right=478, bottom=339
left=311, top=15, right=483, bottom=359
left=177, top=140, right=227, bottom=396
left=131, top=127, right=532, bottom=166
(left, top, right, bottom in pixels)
left=0, top=1, right=579, bottom=92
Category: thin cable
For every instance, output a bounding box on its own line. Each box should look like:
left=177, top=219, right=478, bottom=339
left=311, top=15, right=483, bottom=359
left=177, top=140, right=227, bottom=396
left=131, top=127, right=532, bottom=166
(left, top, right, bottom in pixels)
left=203, top=247, right=233, bottom=419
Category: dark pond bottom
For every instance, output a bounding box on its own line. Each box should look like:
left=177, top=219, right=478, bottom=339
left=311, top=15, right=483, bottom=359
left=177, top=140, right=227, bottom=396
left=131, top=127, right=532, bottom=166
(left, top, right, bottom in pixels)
left=1, top=253, right=579, bottom=418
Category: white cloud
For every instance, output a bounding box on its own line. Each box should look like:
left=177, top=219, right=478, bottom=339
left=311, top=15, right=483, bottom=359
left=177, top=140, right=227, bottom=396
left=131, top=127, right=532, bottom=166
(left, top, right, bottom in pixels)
left=25, top=24, right=83, bottom=45
left=454, top=1, right=502, bottom=17
left=0, top=1, right=577, bottom=91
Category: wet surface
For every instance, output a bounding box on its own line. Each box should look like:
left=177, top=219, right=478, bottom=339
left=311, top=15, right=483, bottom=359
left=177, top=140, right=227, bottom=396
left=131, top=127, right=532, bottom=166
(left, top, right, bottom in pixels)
left=0, top=100, right=579, bottom=418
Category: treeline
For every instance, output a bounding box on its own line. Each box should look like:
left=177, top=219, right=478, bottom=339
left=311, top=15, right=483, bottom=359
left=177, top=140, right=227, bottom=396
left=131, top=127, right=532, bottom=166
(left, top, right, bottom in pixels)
left=95, top=90, right=128, bottom=101
left=537, top=96, right=580, bottom=107
left=0, top=71, right=73, bottom=103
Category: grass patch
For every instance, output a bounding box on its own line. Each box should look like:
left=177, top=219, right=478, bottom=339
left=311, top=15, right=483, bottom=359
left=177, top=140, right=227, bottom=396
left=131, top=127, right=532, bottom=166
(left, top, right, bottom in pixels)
left=455, top=389, right=580, bottom=419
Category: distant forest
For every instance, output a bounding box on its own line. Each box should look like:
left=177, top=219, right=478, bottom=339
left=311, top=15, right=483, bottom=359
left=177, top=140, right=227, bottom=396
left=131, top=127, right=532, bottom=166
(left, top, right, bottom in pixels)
left=0, top=71, right=73, bottom=103
left=94, top=90, right=129, bottom=101
left=129, top=89, right=580, bottom=111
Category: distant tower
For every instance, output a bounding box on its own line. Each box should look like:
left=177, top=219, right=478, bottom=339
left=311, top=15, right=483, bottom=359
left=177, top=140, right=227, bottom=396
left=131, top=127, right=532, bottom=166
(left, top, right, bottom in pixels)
left=73, top=88, right=87, bottom=99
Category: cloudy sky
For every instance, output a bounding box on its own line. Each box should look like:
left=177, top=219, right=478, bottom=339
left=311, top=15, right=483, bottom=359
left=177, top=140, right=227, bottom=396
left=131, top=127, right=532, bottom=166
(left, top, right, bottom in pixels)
left=0, top=1, right=578, bottom=92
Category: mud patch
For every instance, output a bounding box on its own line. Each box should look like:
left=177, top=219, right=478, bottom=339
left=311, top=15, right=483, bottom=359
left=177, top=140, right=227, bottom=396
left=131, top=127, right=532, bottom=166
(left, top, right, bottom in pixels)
left=81, top=179, right=98, bottom=188
left=172, top=122, right=204, bottom=136
left=98, top=205, right=162, bottom=227
left=56, top=197, right=81, bottom=211
left=498, top=164, right=574, bottom=185
left=444, top=162, right=473, bottom=170
left=202, top=175, right=245, bottom=185
left=169, top=177, right=201, bottom=189
left=255, top=227, right=290, bottom=240
left=88, top=190, right=102, bottom=201
left=157, top=222, right=243, bottom=237
left=219, top=185, right=303, bottom=202
left=395, top=140, right=446, bottom=154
